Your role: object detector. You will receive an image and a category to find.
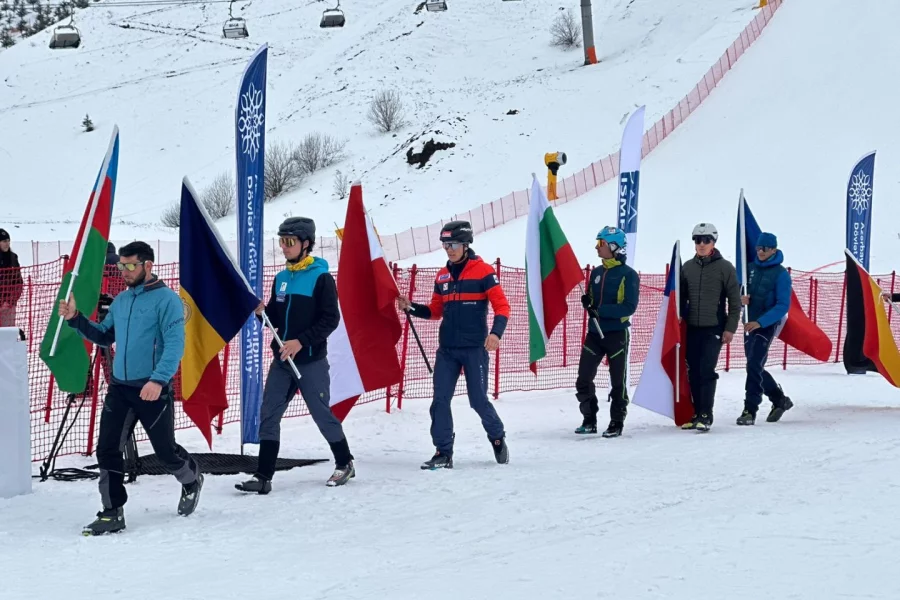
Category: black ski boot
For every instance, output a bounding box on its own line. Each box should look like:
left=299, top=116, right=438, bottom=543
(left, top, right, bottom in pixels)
left=421, top=451, right=453, bottom=470
left=681, top=415, right=699, bottom=430
left=602, top=420, right=624, bottom=438
left=235, top=474, right=272, bottom=495
left=178, top=473, right=204, bottom=516
left=491, top=437, right=509, bottom=464
left=695, top=413, right=712, bottom=432
left=767, top=396, right=794, bottom=423
left=83, top=507, right=126, bottom=536
left=736, top=409, right=756, bottom=426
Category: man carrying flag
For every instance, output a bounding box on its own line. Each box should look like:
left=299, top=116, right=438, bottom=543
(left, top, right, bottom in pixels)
left=575, top=226, right=639, bottom=438
left=59, top=241, right=202, bottom=535
left=236, top=216, right=355, bottom=494
left=736, top=232, right=794, bottom=426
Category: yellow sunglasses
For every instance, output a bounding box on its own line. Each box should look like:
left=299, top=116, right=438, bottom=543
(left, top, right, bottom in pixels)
left=116, top=261, right=145, bottom=272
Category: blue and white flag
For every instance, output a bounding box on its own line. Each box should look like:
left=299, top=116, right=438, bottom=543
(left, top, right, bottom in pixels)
left=846, top=151, right=875, bottom=270
left=236, top=44, right=267, bottom=445
left=617, top=105, right=645, bottom=266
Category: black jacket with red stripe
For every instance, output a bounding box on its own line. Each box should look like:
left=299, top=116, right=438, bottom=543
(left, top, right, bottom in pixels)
left=409, top=250, right=510, bottom=348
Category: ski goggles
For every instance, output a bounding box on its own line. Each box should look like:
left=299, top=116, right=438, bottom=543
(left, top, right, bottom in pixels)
left=116, top=261, right=146, bottom=272
left=279, top=236, right=298, bottom=247
left=442, top=242, right=464, bottom=250
left=692, top=235, right=715, bottom=245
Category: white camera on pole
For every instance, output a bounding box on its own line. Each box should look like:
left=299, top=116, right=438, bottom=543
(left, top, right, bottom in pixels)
left=0, top=327, right=31, bottom=499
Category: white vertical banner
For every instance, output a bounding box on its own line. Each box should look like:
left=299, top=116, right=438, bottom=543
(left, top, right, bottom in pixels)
left=617, top=105, right=645, bottom=266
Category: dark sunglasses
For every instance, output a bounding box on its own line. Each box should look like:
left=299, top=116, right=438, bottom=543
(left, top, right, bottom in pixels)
left=756, top=246, right=775, bottom=252
left=116, top=261, right=145, bottom=272
left=693, top=235, right=715, bottom=245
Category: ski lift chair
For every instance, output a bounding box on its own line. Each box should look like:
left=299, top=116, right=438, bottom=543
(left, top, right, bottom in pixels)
left=223, top=17, right=249, bottom=39
left=425, top=0, right=447, bottom=11
left=49, top=24, right=81, bottom=49
left=320, top=5, right=345, bottom=28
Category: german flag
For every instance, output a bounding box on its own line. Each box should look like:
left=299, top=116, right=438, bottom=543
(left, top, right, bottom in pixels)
left=179, top=178, right=260, bottom=446
left=844, top=249, right=900, bottom=386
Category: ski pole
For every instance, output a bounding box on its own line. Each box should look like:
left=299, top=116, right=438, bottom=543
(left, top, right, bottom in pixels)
left=405, top=312, right=433, bottom=374
left=577, top=283, right=604, bottom=340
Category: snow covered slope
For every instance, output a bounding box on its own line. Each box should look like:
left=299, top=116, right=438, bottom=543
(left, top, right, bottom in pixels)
left=407, top=0, right=900, bottom=273
left=2, top=365, right=899, bottom=599
left=0, top=0, right=757, bottom=243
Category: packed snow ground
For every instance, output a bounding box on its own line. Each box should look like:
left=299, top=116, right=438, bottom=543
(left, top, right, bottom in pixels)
left=0, top=0, right=756, bottom=244
left=405, top=0, right=900, bottom=274
left=3, top=363, right=899, bottom=599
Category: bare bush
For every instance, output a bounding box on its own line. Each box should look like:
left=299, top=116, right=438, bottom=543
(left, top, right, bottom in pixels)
left=550, top=9, right=581, bottom=48
left=264, top=141, right=304, bottom=202
left=333, top=169, right=350, bottom=200
left=367, top=89, right=407, bottom=134
left=202, top=172, right=234, bottom=220
left=293, top=132, right=347, bottom=175
left=159, top=203, right=180, bottom=228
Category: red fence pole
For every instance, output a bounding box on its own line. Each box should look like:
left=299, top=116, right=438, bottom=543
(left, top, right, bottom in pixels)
left=493, top=258, right=501, bottom=400
left=834, top=273, right=847, bottom=363
left=85, top=354, right=102, bottom=456
left=397, top=264, right=417, bottom=411
left=26, top=275, right=34, bottom=354
left=43, top=374, right=55, bottom=424
left=218, top=343, right=231, bottom=434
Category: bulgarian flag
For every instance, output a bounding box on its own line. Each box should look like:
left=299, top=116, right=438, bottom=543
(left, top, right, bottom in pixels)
left=40, top=127, right=120, bottom=394
left=526, top=173, right=584, bottom=373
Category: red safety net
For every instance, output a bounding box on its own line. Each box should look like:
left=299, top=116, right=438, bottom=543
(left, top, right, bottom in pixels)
left=3, top=258, right=898, bottom=462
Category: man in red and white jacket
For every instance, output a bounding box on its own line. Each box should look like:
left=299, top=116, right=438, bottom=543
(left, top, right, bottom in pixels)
left=398, top=221, right=511, bottom=470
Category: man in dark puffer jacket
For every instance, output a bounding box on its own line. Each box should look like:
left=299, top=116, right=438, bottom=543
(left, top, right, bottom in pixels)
left=680, top=223, right=742, bottom=431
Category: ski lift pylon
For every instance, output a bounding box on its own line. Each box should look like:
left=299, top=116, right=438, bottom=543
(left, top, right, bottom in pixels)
left=223, top=1, right=248, bottom=39
left=425, top=0, right=447, bottom=12
left=320, top=1, right=345, bottom=28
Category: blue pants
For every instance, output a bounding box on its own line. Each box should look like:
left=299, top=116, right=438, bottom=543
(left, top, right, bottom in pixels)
left=430, top=347, right=505, bottom=454
left=744, top=324, right=783, bottom=413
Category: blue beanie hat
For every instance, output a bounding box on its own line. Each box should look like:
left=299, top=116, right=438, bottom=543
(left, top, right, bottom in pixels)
left=756, top=232, right=777, bottom=249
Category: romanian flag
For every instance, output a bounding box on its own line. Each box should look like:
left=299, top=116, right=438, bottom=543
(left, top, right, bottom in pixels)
left=844, top=250, right=900, bottom=387
left=179, top=178, right=260, bottom=446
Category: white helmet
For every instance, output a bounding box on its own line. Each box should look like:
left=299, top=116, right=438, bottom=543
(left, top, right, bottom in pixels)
left=691, top=222, right=718, bottom=241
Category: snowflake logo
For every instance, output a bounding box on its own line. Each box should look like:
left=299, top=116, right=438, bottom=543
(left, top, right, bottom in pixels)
left=238, top=83, right=265, bottom=162
left=849, top=169, right=872, bottom=215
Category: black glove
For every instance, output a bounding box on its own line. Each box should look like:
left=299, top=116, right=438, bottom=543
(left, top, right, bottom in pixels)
left=580, top=294, right=592, bottom=310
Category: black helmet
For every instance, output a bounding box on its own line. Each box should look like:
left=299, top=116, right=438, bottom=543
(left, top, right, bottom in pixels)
left=439, top=220, right=473, bottom=245
left=278, top=217, right=316, bottom=242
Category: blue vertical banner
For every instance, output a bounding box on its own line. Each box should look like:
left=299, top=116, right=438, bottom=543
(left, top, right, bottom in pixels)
left=617, top=105, right=645, bottom=267
left=236, top=44, right=267, bottom=445
left=846, top=151, right=875, bottom=270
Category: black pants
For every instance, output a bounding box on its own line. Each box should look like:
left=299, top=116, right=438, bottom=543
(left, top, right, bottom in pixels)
left=96, top=383, right=199, bottom=510
left=744, top=325, right=784, bottom=413
left=685, top=326, right=724, bottom=421
left=575, top=330, right=630, bottom=424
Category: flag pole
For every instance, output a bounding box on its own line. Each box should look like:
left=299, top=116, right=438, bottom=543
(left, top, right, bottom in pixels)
left=260, top=310, right=302, bottom=380
left=738, top=188, right=749, bottom=325
left=404, top=312, right=432, bottom=374
left=577, top=282, right=605, bottom=339
left=49, top=126, right=119, bottom=357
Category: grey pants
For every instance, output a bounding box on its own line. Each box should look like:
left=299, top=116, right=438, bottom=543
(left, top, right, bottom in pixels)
left=259, top=358, right=346, bottom=444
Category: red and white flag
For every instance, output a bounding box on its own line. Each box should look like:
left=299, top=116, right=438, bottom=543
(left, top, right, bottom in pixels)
left=632, top=241, right=693, bottom=426
left=328, top=182, right=403, bottom=420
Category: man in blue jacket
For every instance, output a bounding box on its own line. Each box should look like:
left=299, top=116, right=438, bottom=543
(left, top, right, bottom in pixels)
left=737, top=232, right=794, bottom=425
left=575, top=227, right=640, bottom=438
left=59, top=241, right=202, bottom=535
left=235, top=217, right=354, bottom=494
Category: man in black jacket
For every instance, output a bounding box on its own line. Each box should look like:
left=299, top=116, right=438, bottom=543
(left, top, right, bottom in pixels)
left=680, top=223, right=742, bottom=431
left=0, top=228, right=23, bottom=328
left=575, top=227, right=640, bottom=438
left=236, top=217, right=354, bottom=494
